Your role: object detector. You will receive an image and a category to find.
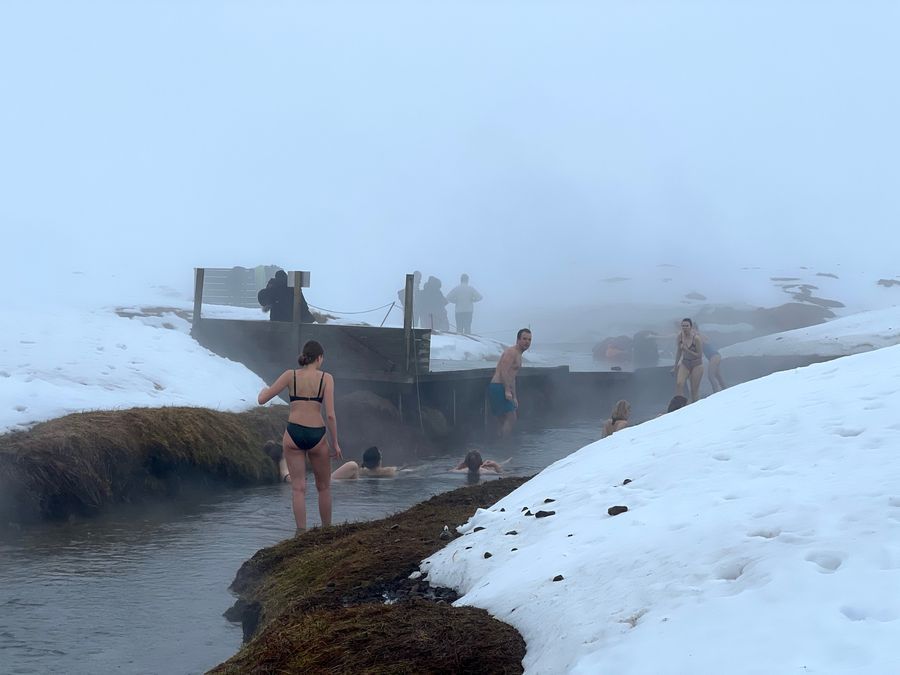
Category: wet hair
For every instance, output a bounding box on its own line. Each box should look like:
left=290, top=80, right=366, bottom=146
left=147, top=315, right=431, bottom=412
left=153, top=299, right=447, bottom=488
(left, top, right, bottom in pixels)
left=681, top=318, right=693, bottom=327
left=298, top=340, right=324, bottom=366
left=262, top=440, right=283, bottom=462
left=461, top=273, right=469, bottom=283
left=362, top=446, right=382, bottom=469
left=516, top=328, right=532, bottom=340
left=464, top=450, right=483, bottom=473
left=610, top=399, right=630, bottom=421
left=667, top=395, right=688, bottom=413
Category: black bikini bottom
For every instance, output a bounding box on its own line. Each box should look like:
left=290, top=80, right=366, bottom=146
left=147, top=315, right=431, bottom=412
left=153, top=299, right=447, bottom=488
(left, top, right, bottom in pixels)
left=286, top=423, right=326, bottom=451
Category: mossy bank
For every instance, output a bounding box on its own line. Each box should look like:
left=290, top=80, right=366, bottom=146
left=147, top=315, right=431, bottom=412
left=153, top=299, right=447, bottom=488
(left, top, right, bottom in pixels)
left=0, top=406, right=290, bottom=523
left=213, top=477, right=530, bottom=674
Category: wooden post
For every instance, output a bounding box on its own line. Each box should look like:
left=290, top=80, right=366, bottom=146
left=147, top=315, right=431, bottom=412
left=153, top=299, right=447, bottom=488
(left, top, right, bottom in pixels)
left=192, top=268, right=205, bottom=327
left=292, top=271, right=303, bottom=352
left=403, top=273, right=414, bottom=374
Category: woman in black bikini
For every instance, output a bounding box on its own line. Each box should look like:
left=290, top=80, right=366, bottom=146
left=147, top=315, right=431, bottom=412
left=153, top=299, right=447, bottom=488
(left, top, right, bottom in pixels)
left=673, top=318, right=704, bottom=403
left=258, top=340, right=342, bottom=532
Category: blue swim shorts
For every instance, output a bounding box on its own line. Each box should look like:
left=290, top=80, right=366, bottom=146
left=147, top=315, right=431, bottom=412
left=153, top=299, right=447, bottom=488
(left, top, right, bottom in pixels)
left=487, top=382, right=516, bottom=416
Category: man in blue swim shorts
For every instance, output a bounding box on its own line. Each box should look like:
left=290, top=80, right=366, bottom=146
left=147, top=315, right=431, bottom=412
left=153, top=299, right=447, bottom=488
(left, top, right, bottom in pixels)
left=487, top=328, right=532, bottom=437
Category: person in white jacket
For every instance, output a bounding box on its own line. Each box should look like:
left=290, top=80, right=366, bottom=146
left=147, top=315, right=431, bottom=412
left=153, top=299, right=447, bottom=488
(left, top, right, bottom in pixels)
left=445, top=273, right=483, bottom=334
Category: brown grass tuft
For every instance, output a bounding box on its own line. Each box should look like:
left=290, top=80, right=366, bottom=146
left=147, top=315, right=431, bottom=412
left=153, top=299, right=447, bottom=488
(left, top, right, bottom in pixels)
left=212, top=478, right=530, bottom=674
left=0, top=405, right=290, bottom=522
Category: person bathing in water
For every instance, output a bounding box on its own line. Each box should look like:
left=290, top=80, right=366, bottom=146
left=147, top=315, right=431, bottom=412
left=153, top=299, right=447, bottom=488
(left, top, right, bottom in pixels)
left=258, top=340, right=342, bottom=533
left=262, top=440, right=291, bottom=482
left=487, top=328, right=532, bottom=437
left=331, top=446, right=399, bottom=479
left=452, top=450, right=507, bottom=475
left=673, top=318, right=704, bottom=403
left=602, top=400, right=631, bottom=438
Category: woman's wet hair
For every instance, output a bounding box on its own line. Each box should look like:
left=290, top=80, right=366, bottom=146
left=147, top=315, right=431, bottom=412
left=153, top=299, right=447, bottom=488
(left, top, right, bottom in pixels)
left=681, top=318, right=693, bottom=327
left=298, top=340, right=324, bottom=366
left=361, top=446, right=381, bottom=469
left=262, top=440, right=283, bottom=462
left=610, top=399, right=630, bottom=421
left=464, top=450, right=483, bottom=473
left=667, top=395, right=688, bottom=413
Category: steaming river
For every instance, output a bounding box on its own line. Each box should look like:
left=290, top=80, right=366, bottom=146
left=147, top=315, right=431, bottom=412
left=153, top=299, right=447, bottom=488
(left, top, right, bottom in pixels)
left=0, top=421, right=601, bottom=675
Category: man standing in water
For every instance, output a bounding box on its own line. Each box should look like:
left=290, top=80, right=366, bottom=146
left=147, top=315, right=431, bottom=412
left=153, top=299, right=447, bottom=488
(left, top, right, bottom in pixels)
left=488, top=328, right=532, bottom=437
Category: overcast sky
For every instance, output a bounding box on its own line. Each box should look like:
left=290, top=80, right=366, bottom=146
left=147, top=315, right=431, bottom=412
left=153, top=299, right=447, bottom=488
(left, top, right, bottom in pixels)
left=2, top=1, right=898, bottom=321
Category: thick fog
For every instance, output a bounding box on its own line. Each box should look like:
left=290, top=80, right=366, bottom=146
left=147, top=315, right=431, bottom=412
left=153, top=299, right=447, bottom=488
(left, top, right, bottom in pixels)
left=2, top=1, right=898, bottom=339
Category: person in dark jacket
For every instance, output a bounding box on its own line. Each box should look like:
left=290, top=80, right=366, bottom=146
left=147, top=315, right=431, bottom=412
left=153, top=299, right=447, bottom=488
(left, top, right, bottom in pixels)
left=258, top=270, right=313, bottom=322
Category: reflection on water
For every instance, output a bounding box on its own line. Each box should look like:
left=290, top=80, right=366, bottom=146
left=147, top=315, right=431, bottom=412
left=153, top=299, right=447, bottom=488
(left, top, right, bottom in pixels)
left=0, top=421, right=600, bottom=675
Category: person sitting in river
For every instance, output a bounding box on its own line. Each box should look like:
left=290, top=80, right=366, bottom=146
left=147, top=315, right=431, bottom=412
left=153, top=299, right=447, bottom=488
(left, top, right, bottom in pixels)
left=257, top=340, right=342, bottom=533
left=262, top=440, right=291, bottom=482
left=331, top=446, right=399, bottom=479
left=666, top=395, right=688, bottom=413
left=452, top=450, right=506, bottom=475
left=602, top=400, right=631, bottom=438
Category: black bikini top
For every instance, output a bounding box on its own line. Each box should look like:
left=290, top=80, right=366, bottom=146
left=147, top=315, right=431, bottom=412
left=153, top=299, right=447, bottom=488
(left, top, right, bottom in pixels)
left=290, top=370, right=325, bottom=403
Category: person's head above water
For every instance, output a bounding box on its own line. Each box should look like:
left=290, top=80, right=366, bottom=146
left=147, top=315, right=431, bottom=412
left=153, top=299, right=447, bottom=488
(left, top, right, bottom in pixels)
left=464, top=449, right=483, bottom=473
left=610, top=399, right=631, bottom=421
left=667, top=395, right=688, bottom=412
left=460, top=273, right=469, bottom=283
left=298, top=340, right=324, bottom=367
left=274, top=270, right=288, bottom=285
left=361, top=446, right=382, bottom=469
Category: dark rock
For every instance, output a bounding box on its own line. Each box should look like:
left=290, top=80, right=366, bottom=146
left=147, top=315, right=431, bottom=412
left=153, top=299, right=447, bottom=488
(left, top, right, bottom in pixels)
left=543, top=498, right=556, bottom=503
left=484, top=552, right=492, bottom=559
left=473, top=526, right=485, bottom=532
left=534, top=510, right=556, bottom=519
left=552, top=575, right=564, bottom=582
left=499, top=508, right=505, bottom=512
left=608, top=505, right=628, bottom=516
left=504, top=530, right=518, bottom=536
left=511, top=548, right=518, bottom=552
left=523, top=510, right=534, bottom=517
left=623, top=479, right=632, bottom=485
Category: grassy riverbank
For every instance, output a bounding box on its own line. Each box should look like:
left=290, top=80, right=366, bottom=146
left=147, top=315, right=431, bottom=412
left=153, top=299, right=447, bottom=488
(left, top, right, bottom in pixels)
left=0, top=405, right=288, bottom=523
left=212, top=477, right=530, bottom=674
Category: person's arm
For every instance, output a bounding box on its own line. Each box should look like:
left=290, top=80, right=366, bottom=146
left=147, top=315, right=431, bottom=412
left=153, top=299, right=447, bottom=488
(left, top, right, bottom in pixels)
left=258, top=370, right=291, bottom=405
left=322, top=373, right=343, bottom=459
left=481, top=460, right=503, bottom=473
left=473, top=288, right=483, bottom=302
left=446, top=287, right=458, bottom=304
left=507, top=356, right=522, bottom=404
left=672, top=337, right=683, bottom=373
left=278, top=457, right=291, bottom=482
left=332, top=461, right=359, bottom=480
left=453, top=459, right=467, bottom=470
left=371, top=466, right=398, bottom=477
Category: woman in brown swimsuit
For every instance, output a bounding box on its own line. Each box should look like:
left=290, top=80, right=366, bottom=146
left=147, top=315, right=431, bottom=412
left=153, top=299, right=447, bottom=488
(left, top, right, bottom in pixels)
left=673, top=318, right=704, bottom=403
